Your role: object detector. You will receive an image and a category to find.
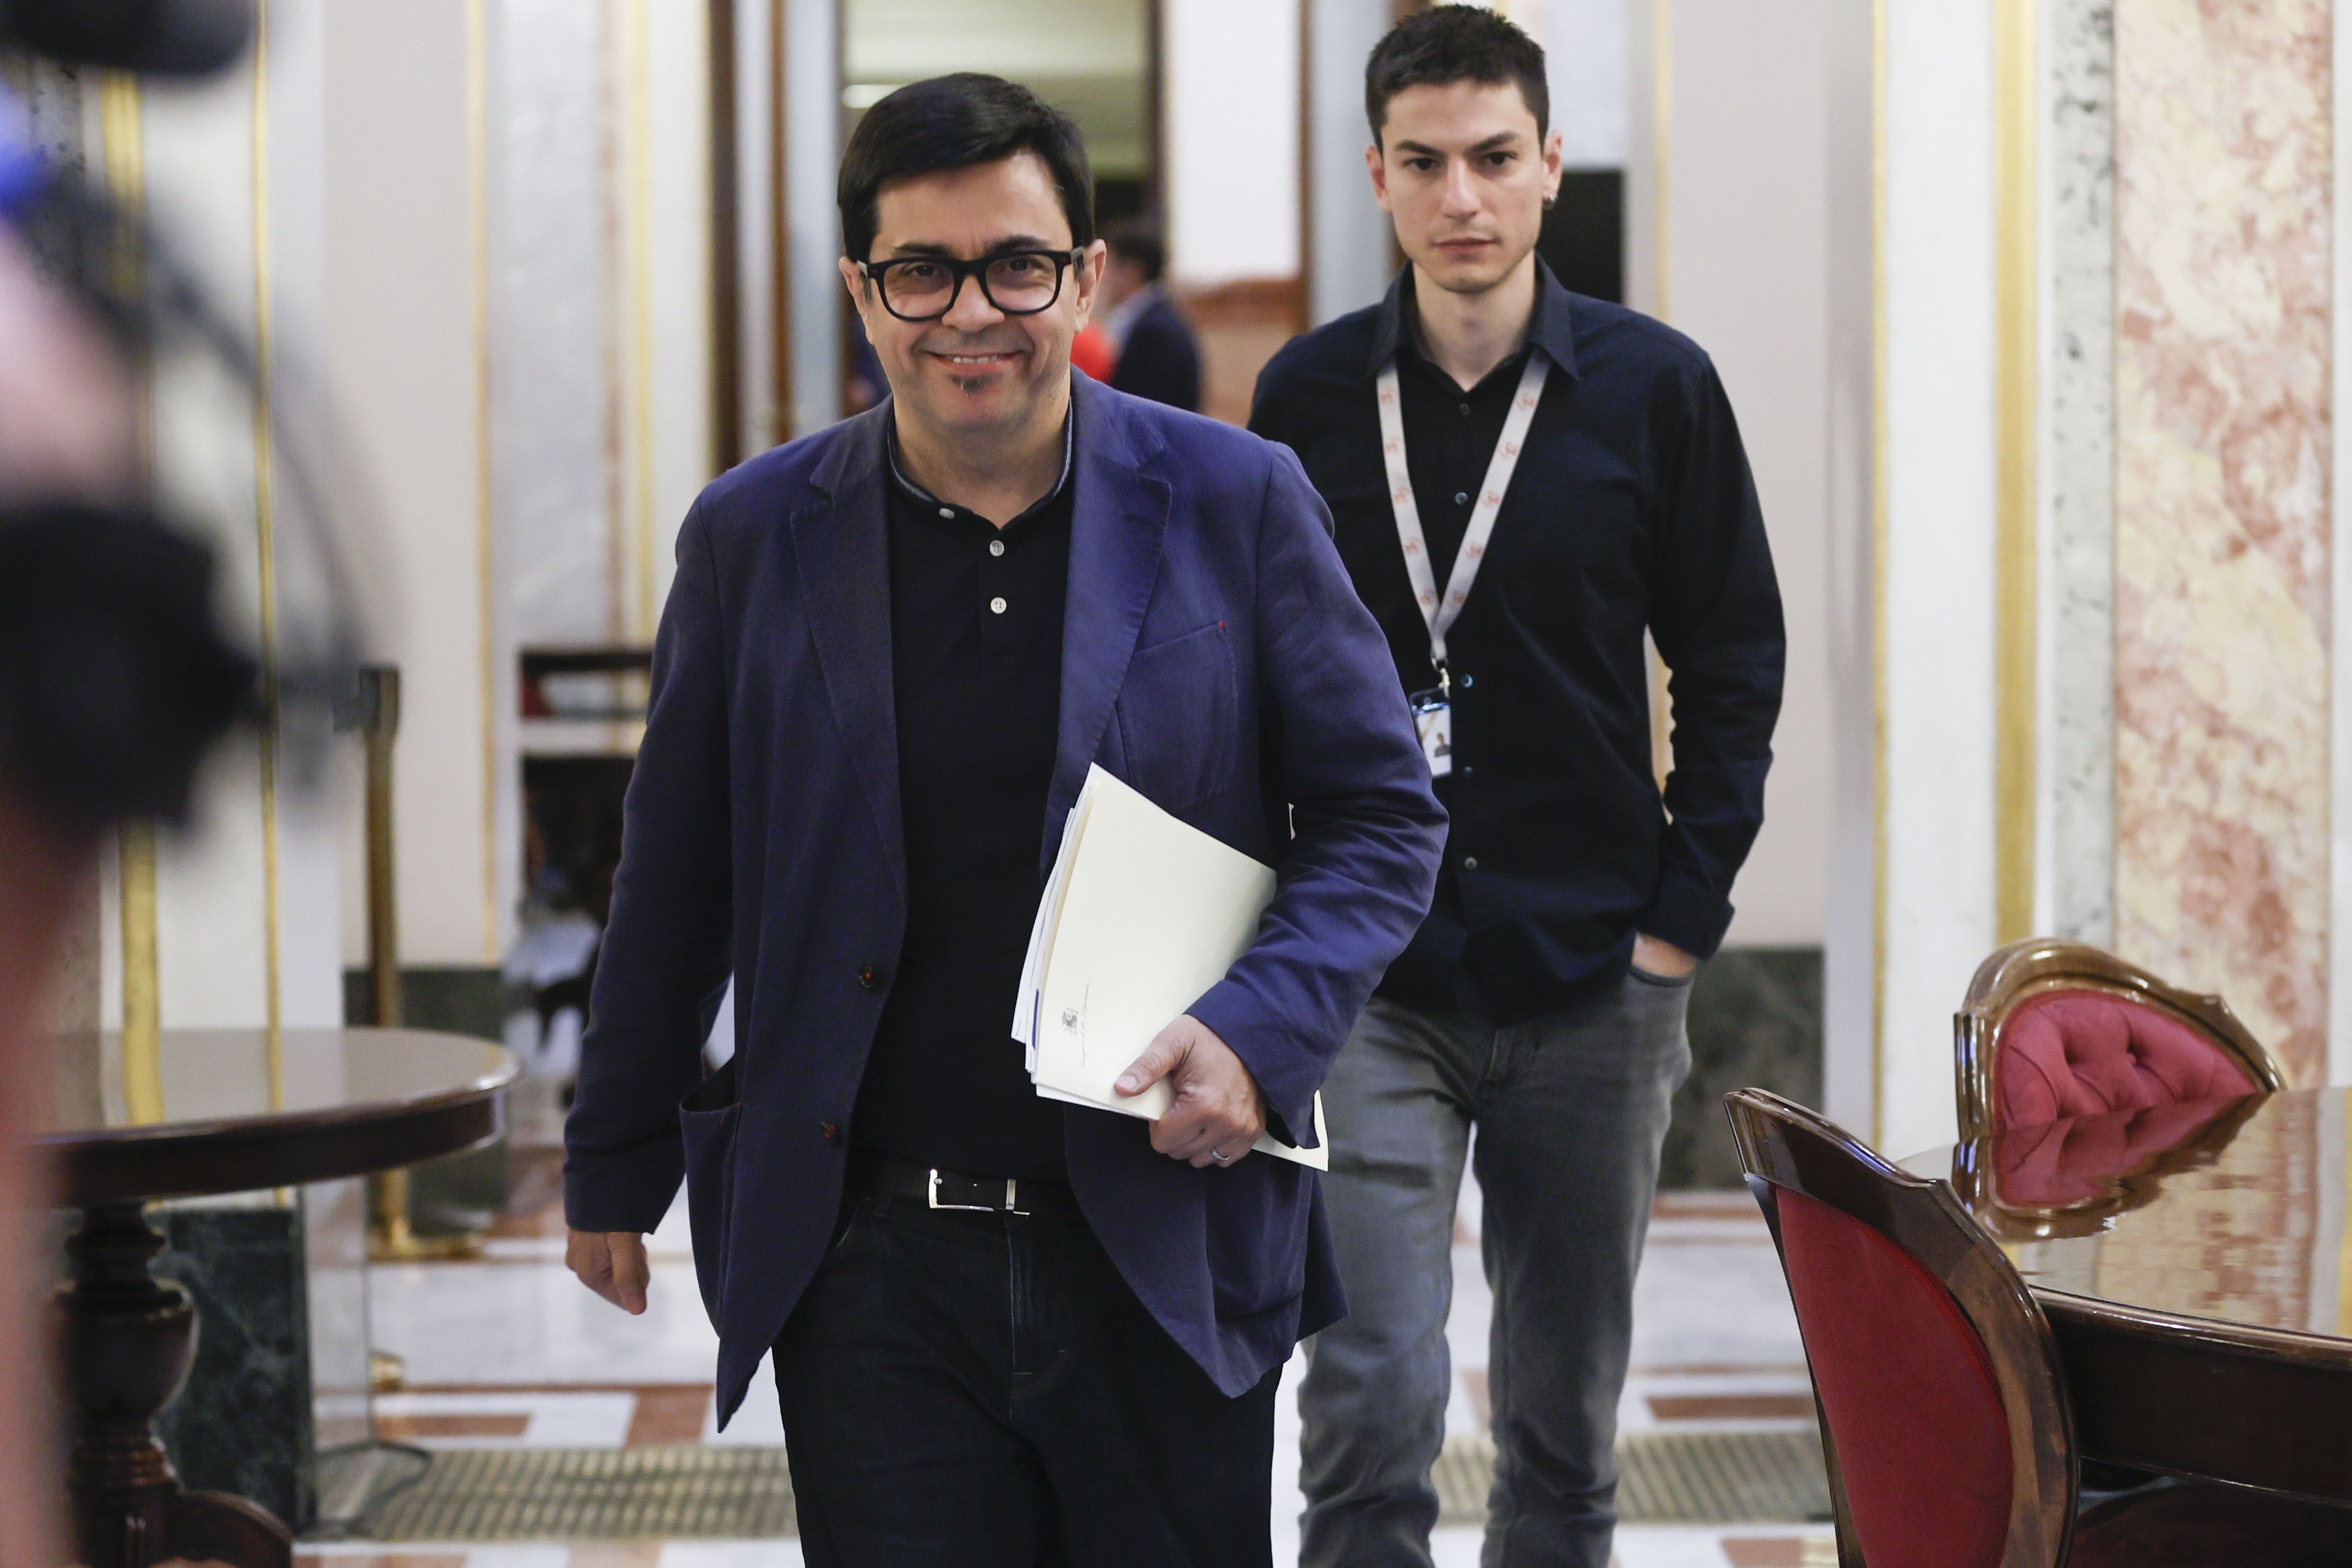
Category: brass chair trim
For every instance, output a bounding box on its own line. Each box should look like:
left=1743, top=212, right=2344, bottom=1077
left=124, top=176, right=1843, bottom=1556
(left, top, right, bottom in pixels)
left=1953, top=938, right=2286, bottom=1146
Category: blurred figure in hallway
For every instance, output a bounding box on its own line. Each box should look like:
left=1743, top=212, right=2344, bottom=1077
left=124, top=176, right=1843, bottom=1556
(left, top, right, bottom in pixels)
left=1252, top=10, right=1785, bottom=1567
left=1098, top=217, right=1201, bottom=412
left=0, top=186, right=131, bottom=1568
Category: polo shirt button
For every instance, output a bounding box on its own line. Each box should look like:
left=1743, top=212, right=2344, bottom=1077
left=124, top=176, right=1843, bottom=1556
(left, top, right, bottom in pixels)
left=1458, top=673, right=1475, bottom=689
left=857, top=963, right=885, bottom=991
left=937, top=506, right=954, bottom=519
left=1460, top=764, right=1476, bottom=778
left=1462, top=856, right=1480, bottom=872
left=989, top=539, right=1005, bottom=557
left=1458, top=402, right=1471, bottom=416
left=989, top=596, right=1008, bottom=614
left=1453, top=491, right=1469, bottom=505
left=819, top=1119, right=840, bottom=1145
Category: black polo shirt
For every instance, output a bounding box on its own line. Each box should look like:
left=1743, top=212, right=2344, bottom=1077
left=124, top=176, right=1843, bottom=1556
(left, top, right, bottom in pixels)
left=1250, top=264, right=1784, bottom=1025
left=848, top=416, right=1074, bottom=1179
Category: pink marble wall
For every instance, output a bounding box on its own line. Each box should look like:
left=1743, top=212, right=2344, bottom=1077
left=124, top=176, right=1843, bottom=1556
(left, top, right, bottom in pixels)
left=2113, top=1, right=2332, bottom=1082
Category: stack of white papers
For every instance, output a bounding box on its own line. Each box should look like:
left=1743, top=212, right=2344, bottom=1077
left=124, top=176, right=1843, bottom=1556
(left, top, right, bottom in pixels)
left=1012, top=765, right=1329, bottom=1170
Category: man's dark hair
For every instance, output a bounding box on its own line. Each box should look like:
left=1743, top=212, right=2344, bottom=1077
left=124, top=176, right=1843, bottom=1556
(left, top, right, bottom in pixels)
left=837, top=73, right=1095, bottom=264
left=1364, top=7, right=1549, bottom=146
left=1102, top=219, right=1166, bottom=284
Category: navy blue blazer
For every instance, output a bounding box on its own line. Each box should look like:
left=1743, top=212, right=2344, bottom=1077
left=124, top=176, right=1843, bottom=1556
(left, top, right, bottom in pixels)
left=1108, top=291, right=1202, bottom=413
left=563, top=373, right=1445, bottom=1423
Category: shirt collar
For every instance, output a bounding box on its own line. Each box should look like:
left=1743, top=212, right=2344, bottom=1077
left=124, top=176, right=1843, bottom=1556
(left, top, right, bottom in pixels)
left=885, top=395, right=1077, bottom=520
left=1365, top=257, right=1582, bottom=382
left=1102, top=282, right=1162, bottom=350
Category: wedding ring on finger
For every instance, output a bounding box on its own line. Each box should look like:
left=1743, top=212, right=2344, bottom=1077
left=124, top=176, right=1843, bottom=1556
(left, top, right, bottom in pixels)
left=1209, top=1147, right=1231, bottom=1164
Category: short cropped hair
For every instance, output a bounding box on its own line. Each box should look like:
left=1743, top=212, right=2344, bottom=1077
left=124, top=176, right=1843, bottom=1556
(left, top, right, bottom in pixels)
left=1365, top=7, right=1549, bottom=146
left=1102, top=219, right=1166, bottom=283
left=837, top=73, right=1095, bottom=263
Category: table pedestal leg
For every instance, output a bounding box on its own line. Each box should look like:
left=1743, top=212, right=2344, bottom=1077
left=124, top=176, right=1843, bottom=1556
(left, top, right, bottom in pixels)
left=56, top=1203, right=293, bottom=1568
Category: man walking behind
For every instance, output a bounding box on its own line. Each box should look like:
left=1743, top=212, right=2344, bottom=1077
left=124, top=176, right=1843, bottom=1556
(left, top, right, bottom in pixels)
left=563, top=73, right=1444, bottom=1567
left=1099, top=219, right=1202, bottom=412
left=1250, top=12, right=1784, bottom=1566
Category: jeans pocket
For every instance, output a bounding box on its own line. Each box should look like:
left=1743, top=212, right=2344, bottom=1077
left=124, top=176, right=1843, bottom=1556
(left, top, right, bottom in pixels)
left=679, top=1059, right=742, bottom=1327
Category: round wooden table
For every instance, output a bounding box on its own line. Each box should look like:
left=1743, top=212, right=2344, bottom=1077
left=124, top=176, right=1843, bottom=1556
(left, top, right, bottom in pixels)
left=40, top=1027, right=516, bottom=1568
left=1903, top=1086, right=2352, bottom=1505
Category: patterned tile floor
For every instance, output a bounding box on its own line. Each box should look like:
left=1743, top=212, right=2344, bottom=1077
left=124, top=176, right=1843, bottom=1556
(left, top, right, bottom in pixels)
left=351, top=1145, right=1823, bottom=1568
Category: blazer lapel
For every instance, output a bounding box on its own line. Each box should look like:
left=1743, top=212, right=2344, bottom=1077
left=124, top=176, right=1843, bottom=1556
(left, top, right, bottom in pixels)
left=797, top=403, right=906, bottom=901
left=1048, top=377, right=1171, bottom=867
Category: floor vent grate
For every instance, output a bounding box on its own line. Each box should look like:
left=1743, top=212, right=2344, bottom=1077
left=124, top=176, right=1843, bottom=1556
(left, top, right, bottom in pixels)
left=336, top=1429, right=1831, bottom=1542
left=1434, top=1429, right=1833, bottom=1526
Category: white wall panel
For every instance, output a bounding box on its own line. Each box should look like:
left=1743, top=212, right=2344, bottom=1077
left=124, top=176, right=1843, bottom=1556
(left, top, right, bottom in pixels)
left=1305, top=0, right=1394, bottom=325
left=1164, top=0, right=1299, bottom=285
left=785, top=0, right=841, bottom=434
left=1878, top=1, right=1997, bottom=1158
left=325, top=0, right=492, bottom=966
left=1544, top=0, right=1627, bottom=168
left=1660, top=0, right=1830, bottom=952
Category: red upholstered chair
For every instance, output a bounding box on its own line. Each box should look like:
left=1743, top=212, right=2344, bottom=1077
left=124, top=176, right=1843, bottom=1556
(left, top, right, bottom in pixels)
left=1725, top=1088, right=2352, bottom=1567
left=1954, top=938, right=2284, bottom=1145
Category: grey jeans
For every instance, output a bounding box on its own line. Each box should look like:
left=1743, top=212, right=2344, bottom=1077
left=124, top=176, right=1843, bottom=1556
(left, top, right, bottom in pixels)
left=1298, top=972, right=1694, bottom=1568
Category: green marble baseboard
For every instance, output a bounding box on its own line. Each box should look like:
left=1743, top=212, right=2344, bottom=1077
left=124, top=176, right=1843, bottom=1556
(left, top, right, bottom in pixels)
left=1662, top=946, right=1824, bottom=1191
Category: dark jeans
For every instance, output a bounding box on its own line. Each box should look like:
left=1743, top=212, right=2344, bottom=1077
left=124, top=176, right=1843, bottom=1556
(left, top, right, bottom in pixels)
left=1299, top=974, right=1694, bottom=1568
left=773, top=1176, right=1280, bottom=1568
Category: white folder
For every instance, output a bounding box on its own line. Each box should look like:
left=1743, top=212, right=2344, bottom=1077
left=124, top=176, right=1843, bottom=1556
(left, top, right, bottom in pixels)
left=1012, top=765, right=1329, bottom=1170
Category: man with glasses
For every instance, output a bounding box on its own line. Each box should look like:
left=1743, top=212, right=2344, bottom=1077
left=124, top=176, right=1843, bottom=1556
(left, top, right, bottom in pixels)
left=562, top=72, right=1445, bottom=1566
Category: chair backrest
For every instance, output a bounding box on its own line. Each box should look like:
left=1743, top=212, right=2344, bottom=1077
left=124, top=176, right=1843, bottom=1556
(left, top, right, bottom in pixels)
left=1724, top=1088, right=2077, bottom=1568
left=1954, top=938, right=2284, bottom=1144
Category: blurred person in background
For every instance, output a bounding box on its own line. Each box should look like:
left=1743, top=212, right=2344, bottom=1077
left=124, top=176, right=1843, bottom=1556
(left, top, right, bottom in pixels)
left=1251, top=10, right=1784, bottom=1566
left=2, top=9, right=312, bottom=1557
left=0, top=151, right=137, bottom=1568
left=1098, top=217, right=1199, bottom=412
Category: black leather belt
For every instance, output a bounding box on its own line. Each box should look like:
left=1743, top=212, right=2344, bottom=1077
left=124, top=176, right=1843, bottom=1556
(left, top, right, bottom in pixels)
left=853, top=1152, right=1063, bottom=1216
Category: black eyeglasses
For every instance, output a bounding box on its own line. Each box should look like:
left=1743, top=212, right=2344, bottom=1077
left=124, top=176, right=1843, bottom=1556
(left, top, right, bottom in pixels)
left=857, top=249, right=1084, bottom=322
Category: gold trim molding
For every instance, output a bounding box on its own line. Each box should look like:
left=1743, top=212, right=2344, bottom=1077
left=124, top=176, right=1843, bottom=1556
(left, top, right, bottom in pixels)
left=1868, top=0, right=1888, bottom=1144
left=469, top=0, right=500, bottom=963
left=1992, top=0, right=2038, bottom=945
left=251, top=0, right=285, bottom=1106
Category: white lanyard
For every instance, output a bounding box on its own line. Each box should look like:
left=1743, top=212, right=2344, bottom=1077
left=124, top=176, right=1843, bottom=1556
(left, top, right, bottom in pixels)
left=1375, top=353, right=1551, bottom=676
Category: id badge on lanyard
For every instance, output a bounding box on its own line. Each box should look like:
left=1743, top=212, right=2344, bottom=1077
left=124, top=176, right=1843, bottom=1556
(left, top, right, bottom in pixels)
left=1410, top=677, right=1453, bottom=778
left=1377, top=353, right=1550, bottom=781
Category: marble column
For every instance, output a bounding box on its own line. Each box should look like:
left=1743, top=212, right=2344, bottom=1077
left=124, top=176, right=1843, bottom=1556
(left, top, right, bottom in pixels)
left=2040, top=0, right=2117, bottom=945
left=2112, top=1, right=2332, bottom=1082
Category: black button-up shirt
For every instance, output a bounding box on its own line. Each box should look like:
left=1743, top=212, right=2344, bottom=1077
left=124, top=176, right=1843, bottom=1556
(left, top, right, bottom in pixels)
left=848, top=417, right=1075, bottom=1178
left=1250, top=264, right=1783, bottom=1024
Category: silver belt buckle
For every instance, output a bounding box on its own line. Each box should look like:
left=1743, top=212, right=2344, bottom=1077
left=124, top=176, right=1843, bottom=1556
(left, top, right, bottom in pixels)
left=927, top=1169, right=1027, bottom=1215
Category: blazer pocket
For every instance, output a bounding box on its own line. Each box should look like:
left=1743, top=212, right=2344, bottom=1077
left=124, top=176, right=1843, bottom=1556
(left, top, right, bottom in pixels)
left=678, top=1058, right=742, bottom=1327
left=1113, top=622, right=1238, bottom=814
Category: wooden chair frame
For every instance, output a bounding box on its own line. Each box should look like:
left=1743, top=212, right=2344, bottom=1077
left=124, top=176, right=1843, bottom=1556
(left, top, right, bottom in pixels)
left=1953, top=938, right=2285, bottom=1146
left=1725, top=1088, right=2079, bottom=1568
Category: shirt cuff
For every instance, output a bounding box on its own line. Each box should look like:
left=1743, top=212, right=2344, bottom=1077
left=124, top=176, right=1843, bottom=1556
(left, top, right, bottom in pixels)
left=1185, top=982, right=1324, bottom=1151
left=563, top=1141, right=687, bottom=1234
left=1642, top=869, right=1734, bottom=962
